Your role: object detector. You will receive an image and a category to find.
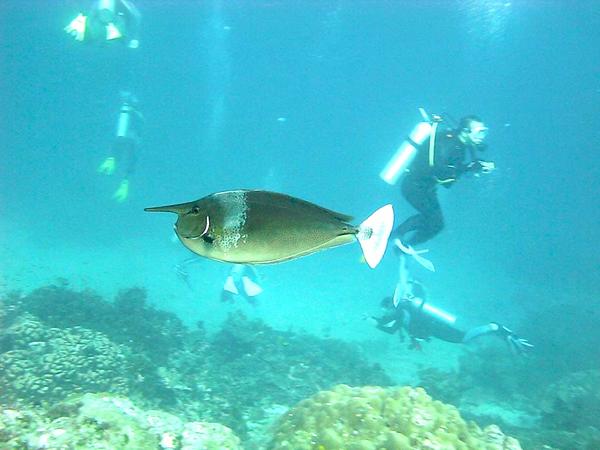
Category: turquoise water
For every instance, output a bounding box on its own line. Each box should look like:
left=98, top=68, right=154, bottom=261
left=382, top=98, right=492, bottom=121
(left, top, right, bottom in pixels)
left=1, top=1, right=599, bottom=448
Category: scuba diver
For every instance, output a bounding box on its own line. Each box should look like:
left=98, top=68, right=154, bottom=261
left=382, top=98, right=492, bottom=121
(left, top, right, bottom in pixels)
left=65, top=0, right=141, bottom=48
left=174, top=259, right=263, bottom=306
left=380, top=110, right=495, bottom=268
left=367, top=276, right=533, bottom=355
left=97, top=91, right=143, bottom=202
left=220, top=264, right=263, bottom=306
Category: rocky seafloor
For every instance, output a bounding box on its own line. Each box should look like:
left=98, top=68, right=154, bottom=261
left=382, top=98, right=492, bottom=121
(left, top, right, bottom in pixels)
left=0, top=282, right=598, bottom=449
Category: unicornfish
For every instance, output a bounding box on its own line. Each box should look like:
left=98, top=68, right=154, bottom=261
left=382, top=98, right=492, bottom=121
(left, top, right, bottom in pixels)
left=145, top=190, right=394, bottom=268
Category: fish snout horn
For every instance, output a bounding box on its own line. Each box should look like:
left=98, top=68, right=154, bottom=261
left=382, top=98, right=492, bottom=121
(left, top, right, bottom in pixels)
left=144, top=204, right=185, bottom=214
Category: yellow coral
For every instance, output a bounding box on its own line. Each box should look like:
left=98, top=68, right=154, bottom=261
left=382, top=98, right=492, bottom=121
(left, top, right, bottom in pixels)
left=269, top=385, right=522, bottom=450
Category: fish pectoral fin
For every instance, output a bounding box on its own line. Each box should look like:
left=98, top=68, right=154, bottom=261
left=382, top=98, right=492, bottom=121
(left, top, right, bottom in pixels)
left=357, top=204, right=394, bottom=269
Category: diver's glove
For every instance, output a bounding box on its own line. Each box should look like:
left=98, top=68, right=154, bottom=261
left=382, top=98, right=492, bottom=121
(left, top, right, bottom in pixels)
left=492, top=323, right=534, bottom=355
left=98, top=157, right=116, bottom=175
left=113, top=179, right=129, bottom=202
left=65, top=14, right=87, bottom=41
left=361, top=313, right=378, bottom=327
left=469, top=160, right=496, bottom=176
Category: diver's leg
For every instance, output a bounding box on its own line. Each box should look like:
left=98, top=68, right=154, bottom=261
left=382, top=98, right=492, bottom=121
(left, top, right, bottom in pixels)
left=394, top=214, right=424, bottom=241
left=394, top=176, right=428, bottom=241
left=462, top=323, right=498, bottom=343
left=404, top=186, right=444, bottom=246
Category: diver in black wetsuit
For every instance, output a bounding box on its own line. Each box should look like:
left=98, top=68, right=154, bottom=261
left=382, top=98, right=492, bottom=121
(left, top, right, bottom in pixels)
left=395, top=115, right=495, bottom=248
left=97, top=91, right=143, bottom=202
left=368, top=280, right=533, bottom=355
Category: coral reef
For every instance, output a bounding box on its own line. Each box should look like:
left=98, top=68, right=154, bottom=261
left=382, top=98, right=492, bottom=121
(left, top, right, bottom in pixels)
left=415, top=367, right=467, bottom=406
left=415, top=347, right=600, bottom=449
left=0, top=284, right=392, bottom=446
left=9, top=282, right=592, bottom=448
left=9, top=285, right=187, bottom=365
left=0, top=393, right=241, bottom=449
left=269, top=384, right=522, bottom=450
left=0, top=313, right=130, bottom=407
left=521, top=369, right=600, bottom=449
left=415, top=341, right=536, bottom=407
left=519, top=297, right=600, bottom=381
left=540, top=369, right=600, bottom=430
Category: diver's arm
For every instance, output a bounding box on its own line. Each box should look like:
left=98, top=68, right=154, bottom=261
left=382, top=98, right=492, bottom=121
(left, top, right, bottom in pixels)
left=465, top=144, right=495, bottom=175
left=373, top=312, right=402, bottom=334
left=466, top=159, right=495, bottom=176
left=121, top=0, right=141, bottom=21
left=432, top=135, right=460, bottom=185
left=120, top=0, right=141, bottom=46
left=133, top=108, right=145, bottom=125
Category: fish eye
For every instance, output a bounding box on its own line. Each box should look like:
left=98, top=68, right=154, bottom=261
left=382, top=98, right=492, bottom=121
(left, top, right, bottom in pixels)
left=190, top=206, right=201, bottom=215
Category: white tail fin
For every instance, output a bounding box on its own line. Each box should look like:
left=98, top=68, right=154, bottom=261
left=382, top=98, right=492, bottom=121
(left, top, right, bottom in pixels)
left=242, top=276, right=263, bottom=297
left=393, top=238, right=435, bottom=272
left=223, top=275, right=238, bottom=294
left=357, top=204, right=394, bottom=269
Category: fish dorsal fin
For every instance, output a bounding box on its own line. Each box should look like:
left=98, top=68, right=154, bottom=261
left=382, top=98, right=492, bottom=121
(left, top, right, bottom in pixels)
left=242, top=190, right=354, bottom=222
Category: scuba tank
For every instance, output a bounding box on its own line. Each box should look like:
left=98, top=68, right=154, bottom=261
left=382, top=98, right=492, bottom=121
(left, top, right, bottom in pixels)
left=410, top=298, right=456, bottom=326
left=98, top=0, right=117, bottom=21
left=116, top=102, right=132, bottom=138
left=116, top=91, right=139, bottom=137
left=380, top=108, right=442, bottom=185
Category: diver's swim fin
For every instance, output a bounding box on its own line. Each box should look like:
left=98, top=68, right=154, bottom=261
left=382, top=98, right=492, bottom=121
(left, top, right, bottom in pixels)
left=241, top=276, right=263, bottom=297
left=65, top=14, right=87, bottom=41
left=223, top=275, right=239, bottom=294
left=394, top=238, right=435, bottom=272
left=106, top=22, right=122, bottom=40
